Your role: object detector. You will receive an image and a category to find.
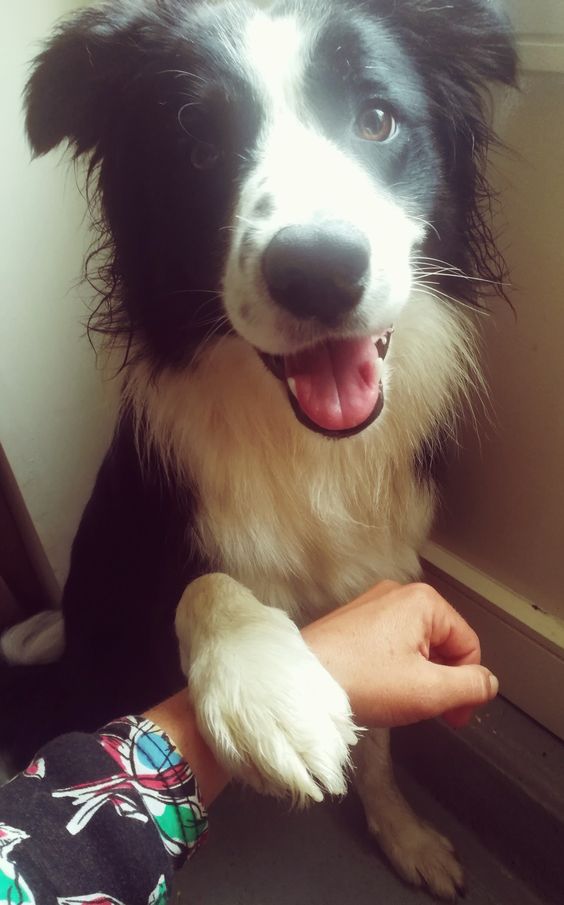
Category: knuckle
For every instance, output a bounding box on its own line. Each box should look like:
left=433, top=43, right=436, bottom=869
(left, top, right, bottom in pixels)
left=412, top=581, right=436, bottom=597
left=409, top=581, right=440, bottom=607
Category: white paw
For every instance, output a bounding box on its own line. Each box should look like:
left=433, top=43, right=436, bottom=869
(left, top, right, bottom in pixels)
left=369, top=815, right=464, bottom=901
left=176, top=574, right=358, bottom=806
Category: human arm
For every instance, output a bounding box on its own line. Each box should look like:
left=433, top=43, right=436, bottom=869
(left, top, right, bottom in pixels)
left=302, top=580, right=498, bottom=729
left=149, top=579, right=498, bottom=807
left=0, top=580, right=496, bottom=905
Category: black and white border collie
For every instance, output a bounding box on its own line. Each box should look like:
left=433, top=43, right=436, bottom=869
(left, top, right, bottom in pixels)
left=8, top=0, right=516, bottom=898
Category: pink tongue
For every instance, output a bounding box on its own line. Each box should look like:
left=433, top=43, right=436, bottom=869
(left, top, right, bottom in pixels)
left=285, top=337, right=380, bottom=432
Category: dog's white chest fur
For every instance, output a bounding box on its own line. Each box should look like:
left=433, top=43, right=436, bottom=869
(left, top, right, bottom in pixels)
left=189, top=367, right=434, bottom=621
left=128, top=292, right=473, bottom=623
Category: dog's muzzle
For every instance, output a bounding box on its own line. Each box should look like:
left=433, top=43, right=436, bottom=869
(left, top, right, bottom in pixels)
left=258, top=220, right=392, bottom=438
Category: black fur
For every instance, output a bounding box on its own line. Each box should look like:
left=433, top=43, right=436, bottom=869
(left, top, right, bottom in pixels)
left=2, top=0, right=516, bottom=768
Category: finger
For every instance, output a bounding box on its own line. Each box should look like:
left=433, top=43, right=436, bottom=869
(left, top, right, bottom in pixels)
left=427, top=594, right=482, bottom=667
left=443, top=705, right=476, bottom=728
left=422, top=662, right=499, bottom=718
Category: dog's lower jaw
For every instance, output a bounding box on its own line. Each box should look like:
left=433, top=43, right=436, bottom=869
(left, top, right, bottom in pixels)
left=354, top=730, right=465, bottom=901
left=175, top=573, right=359, bottom=806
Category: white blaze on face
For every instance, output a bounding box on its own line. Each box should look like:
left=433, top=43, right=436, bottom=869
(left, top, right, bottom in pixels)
left=222, top=9, right=422, bottom=398
left=244, top=11, right=307, bottom=110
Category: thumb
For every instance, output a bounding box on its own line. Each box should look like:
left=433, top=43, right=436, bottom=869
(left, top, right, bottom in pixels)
left=424, top=662, right=499, bottom=718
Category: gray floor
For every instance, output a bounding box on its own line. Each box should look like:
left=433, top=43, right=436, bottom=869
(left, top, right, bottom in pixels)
left=177, top=768, right=547, bottom=905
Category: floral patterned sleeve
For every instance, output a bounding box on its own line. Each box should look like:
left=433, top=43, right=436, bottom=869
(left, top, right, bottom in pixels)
left=0, top=715, right=208, bottom=905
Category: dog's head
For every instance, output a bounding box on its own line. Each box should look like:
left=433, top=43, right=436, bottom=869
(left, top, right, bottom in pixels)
left=26, top=0, right=516, bottom=438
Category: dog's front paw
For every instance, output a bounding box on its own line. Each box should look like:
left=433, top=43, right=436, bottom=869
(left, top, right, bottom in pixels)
left=176, top=574, right=358, bottom=805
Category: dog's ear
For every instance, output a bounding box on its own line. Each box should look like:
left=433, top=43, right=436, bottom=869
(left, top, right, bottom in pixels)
left=382, top=0, right=517, bottom=88
left=25, top=6, right=148, bottom=157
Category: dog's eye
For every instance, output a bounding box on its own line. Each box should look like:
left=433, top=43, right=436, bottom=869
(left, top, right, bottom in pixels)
left=191, top=141, right=221, bottom=171
left=356, top=104, right=398, bottom=143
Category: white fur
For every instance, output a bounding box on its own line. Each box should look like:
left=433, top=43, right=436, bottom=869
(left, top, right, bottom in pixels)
left=244, top=11, right=307, bottom=109
left=0, top=611, right=65, bottom=666
left=175, top=573, right=358, bottom=805
left=126, top=291, right=475, bottom=623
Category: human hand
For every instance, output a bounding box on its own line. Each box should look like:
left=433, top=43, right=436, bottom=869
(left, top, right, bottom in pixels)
left=301, top=581, right=498, bottom=729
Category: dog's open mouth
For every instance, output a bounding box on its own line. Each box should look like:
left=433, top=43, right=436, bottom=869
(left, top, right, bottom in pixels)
left=259, top=331, right=392, bottom=438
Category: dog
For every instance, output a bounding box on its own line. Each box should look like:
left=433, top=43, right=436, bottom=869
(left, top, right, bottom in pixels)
left=4, top=0, right=516, bottom=898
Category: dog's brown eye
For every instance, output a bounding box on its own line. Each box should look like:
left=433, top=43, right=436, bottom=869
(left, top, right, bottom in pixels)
left=191, top=142, right=221, bottom=171
left=356, top=105, right=398, bottom=143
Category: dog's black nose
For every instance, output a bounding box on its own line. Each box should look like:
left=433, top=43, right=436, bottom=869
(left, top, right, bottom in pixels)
left=262, top=222, right=370, bottom=324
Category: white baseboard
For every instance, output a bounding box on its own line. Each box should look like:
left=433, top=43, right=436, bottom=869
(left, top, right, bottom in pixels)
left=422, top=541, right=564, bottom=742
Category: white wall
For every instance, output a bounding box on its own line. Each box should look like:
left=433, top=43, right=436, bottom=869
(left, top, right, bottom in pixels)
left=0, top=1, right=119, bottom=593
left=508, top=0, right=564, bottom=34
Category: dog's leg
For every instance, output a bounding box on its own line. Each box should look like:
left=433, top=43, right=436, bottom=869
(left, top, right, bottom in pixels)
left=354, top=729, right=464, bottom=901
left=175, top=573, right=358, bottom=805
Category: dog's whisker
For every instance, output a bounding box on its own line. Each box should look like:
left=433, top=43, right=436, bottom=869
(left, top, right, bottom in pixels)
left=413, top=253, right=511, bottom=284
left=177, top=103, right=201, bottom=136
left=192, top=312, right=232, bottom=363
left=412, top=263, right=509, bottom=288
left=409, top=216, right=442, bottom=241
left=168, top=288, right=221, bottom=297
left=234, top=214, right=255, bottom=227
left=158, top=68, right=207, bottom=84
left=412, top=282, right=491, bottom=316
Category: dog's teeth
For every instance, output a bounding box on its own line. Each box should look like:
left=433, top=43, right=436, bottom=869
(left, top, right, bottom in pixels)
left=287, top=377, right=298, bottom=398
left=375, top=357, right=383, bottom=381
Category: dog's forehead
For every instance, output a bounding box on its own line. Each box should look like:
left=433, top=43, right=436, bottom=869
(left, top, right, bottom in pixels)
left=243, top=10, right=310, bottom=108
left=191, top=3, right=415, bottom=119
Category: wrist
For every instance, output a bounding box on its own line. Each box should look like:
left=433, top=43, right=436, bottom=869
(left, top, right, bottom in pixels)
left=144, top=690, right=230, bottom=807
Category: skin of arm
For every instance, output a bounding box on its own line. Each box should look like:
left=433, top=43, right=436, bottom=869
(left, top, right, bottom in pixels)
left=146, top=581, right=499, bottom=807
